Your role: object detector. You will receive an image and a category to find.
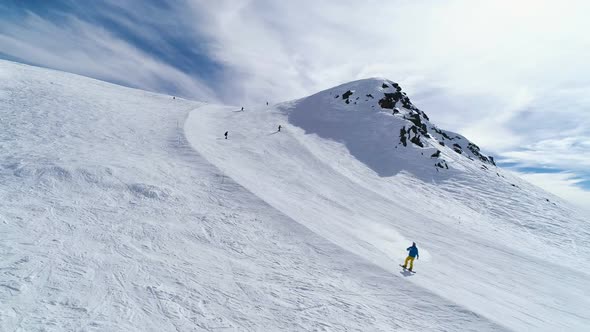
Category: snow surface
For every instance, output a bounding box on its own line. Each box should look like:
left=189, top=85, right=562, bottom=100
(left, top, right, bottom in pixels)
left=1, top=60, right=589, bottom=331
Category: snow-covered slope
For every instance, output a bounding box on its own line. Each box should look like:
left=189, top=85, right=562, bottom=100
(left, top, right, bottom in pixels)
left=1, top=60, right=589, bottom=331
left=186, top=79, right=590, bottom=331
left=281, top=78, right=589, bottom=261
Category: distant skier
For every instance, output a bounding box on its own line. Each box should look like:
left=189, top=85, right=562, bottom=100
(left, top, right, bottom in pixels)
left=266, top=101, right=269, bottom=106
left=278, top=125, right=282, bottom=132
left=401, top=242, right=419, bottom=271
left=224, top=131, right=228, bottom=139
left=241, top=106, right=244, bottom=111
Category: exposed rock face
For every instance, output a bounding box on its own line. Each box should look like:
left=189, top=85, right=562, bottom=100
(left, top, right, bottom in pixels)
left=435, top=160, right=449, bottom=169
left=399, top=126, right=408, bottom=147
left=342, top=90, right=353, bottom=104
left=324, top=79, right=496, bottom=171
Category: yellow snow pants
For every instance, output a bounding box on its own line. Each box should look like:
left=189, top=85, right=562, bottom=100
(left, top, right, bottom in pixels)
left=403, top=256, right=415, bottom=269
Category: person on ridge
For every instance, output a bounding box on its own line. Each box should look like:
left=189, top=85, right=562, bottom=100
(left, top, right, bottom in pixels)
left=224, top=131, right=228, bottom=139
left=278, top=125, right=282, bottom=132
left=402, top=242, right=419, bottom=271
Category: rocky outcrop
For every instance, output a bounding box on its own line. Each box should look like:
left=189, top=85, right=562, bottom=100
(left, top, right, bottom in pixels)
left=326, top=78, right=496, bottom=171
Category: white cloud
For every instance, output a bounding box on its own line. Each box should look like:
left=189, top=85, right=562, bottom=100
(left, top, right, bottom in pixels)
left=500, top=136, right=590, bottom=173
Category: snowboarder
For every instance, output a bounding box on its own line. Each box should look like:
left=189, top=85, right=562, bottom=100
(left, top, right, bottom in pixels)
left=224, top=131, right=228, bottom=139
left=401, top=242, right=419, bottom=271
left=278, top=125, right=281, bottom=132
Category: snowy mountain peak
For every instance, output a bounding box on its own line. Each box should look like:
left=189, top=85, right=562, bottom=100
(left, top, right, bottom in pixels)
left=285, top=78, right=495, bottom=177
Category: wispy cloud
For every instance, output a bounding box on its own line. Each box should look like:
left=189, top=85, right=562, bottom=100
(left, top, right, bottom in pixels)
left=501, top=136, right=590, bottom=171
left=0, top=8, right=217, bottom=101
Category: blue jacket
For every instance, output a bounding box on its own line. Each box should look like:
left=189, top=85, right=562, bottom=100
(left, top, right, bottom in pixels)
left=407, top=246, right=419, bottom=258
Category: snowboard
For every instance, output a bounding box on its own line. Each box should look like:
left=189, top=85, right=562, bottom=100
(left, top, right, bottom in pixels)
left=400, top=264, right=416, bottom=273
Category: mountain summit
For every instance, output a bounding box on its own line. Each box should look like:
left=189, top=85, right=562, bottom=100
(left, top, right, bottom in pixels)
left=287, top=78, right=495, bottom=177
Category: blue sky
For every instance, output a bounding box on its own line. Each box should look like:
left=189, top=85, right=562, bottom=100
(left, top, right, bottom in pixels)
left=1, top=0, right=589, bottom=210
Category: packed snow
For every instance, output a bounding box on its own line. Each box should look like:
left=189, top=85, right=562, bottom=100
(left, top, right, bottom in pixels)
left=1, top=60, right=589, bottom=331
